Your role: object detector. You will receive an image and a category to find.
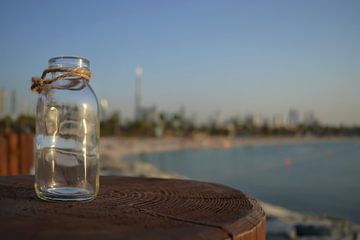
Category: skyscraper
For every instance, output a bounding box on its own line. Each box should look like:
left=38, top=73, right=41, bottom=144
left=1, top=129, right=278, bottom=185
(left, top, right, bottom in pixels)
left=11, top=90, right=17, bottom=118
left=100, top=99, right=109, bottom=121
left=0, top=88, right=5, bottom=117
left=21, top=101, right=30, bottom=116
left=272, top=114, right=285, bottom=128
left=303, top=111, right=318, bottom=126
left=287, top=108, right=300, bottom=127
left=134, top=65, right=143, bottom=121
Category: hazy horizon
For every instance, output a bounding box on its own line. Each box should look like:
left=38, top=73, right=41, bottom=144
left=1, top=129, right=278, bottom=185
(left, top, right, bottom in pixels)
left=0, top=0, right=359, bottom=125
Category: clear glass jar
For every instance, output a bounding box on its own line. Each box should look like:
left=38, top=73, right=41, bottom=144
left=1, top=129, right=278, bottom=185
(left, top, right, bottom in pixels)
left=35, top=56, right=100, bottom=201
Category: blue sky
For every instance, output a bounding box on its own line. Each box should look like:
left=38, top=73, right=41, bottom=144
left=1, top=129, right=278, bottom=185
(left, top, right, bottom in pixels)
left=0, top=0, right=359, bottom=125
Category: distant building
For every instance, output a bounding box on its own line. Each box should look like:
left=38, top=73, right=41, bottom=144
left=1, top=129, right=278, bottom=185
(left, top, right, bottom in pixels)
left=179, top=105, right=186, bottom=120
left=242, top=114, right=265, bottom=127
left=253, top=115, right=264, bottom=127
left=223, top=120, right=236, bottom=136
left=0, top=89, right=5, bottom=117
left=244, top=114, right=254, bottom=126
left=272, top=114, right=285, bottom=128
left=134, top=65, right=143, bottom=121
left=139, top=105, right=159, bottom=124
left=21, top=101, right=30, bottom=115
left=100, top=99, right=109, bottom=121
left=189, top=112, right=198, bottom=127
left=303, top=111, right=318, bottom=126
left=287, top=108, right=300, bottom=127
left=208, top=110, right=221, bottom=127
left=10, top=90, right=17, bottom=118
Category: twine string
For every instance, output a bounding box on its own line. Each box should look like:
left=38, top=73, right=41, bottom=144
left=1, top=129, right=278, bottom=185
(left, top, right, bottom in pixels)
left=31, top=67, right=91, bottom=94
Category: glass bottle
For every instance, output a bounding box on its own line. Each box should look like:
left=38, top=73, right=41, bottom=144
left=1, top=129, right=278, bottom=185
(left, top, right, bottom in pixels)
left=34, top=56, right=100, bottom=201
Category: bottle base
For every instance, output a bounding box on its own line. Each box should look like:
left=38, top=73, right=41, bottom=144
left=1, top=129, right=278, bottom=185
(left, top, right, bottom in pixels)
left=36, top=187, right=95, bottom=202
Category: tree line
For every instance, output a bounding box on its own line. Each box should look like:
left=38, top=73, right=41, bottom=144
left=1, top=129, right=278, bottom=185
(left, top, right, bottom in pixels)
left=1, top=113, right=360, bottom=137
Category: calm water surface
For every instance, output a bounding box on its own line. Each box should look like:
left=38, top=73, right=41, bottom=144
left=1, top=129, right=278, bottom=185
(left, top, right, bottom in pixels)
left=126, top=140, right=360, bottom=223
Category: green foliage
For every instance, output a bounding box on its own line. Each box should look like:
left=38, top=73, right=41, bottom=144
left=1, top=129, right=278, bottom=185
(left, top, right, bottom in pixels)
left=0, top=115, right=35, bottom=134
left=16, top=115, right=36, bottom=129
left=0, top=116, right=13, bottom=134
left=100, top=111, right=121, bottom=136
left=1, top=111, right=360, bottom=137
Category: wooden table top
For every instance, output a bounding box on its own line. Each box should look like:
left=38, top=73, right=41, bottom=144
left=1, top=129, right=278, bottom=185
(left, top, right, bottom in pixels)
left=0, top=175, right=265, bottom=240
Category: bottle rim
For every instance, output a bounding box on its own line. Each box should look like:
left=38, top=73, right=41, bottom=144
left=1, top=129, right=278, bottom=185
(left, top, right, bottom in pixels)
left=48, top=56, right=90, bottom=69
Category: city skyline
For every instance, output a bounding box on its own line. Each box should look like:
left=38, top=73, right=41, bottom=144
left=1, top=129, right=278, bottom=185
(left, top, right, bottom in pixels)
left=0, top=86, right=324, bottom=128
left=0, top=1, right=359, bottom=125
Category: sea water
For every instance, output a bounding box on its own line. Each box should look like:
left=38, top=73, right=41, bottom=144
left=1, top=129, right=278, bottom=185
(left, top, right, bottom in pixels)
left=126, top=140, right=360, bottom=223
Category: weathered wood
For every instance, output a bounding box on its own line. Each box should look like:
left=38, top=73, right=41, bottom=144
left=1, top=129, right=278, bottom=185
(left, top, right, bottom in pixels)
left=0, top=133, right=35, bottom=176
left=18, top=134, right=28, bottom=174
left=18, top=133, right=34, bottom=174
left=0, top=137, right=7, bottom=176
left=25, top=134, right=34, bottom=172
left=0, top=176, right=266, bottom=240
left=6, top=133, right=18, bottom=175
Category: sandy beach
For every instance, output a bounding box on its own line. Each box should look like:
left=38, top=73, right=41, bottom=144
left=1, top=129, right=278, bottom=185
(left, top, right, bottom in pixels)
left=100, top=136, right=301, bottom=177
left=100, top=136, right=357, bottom=178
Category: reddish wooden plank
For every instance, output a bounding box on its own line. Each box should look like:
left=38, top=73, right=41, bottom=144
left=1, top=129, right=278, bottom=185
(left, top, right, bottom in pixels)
left=25, top=133, right=35, bottom=173
left=6, top=133, right=18, bottom=176
left=18, top=133, right=28, bottom=174
left=0, top=137, right=7, bottom=176
left=17, top=133, right=34, bottom=174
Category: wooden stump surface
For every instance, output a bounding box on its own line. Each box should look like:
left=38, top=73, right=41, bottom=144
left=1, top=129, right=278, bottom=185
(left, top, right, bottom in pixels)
left=0, top=176, right=266, bottom=240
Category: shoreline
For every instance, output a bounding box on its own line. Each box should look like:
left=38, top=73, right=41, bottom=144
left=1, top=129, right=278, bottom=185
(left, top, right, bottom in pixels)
left=99, top=136, right=360, bottom=238
left=100, top=135, right=360, bottom=178
left=100, top=135, right=360, bottom=161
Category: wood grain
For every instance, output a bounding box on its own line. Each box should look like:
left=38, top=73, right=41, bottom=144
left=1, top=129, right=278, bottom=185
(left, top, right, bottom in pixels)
left=0, top=176, right=266, bottom=240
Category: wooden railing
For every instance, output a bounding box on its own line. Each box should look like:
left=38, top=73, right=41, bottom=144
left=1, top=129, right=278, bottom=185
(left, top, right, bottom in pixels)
left=0, top=133, right=34, bottom=176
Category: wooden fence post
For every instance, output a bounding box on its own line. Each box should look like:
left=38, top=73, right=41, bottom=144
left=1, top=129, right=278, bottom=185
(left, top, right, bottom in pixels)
left=7, top=133, right=18, bottom=176
left=19, top=133, right=28, bottom=174
left=26, top=133, right=35, bottom=173
left=18, top=133, right=35, bottom=174
left=0, top=137, right=7, bottom=176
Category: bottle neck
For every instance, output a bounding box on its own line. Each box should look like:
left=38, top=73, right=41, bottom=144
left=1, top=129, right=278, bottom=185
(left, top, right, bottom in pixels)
left=44, top=56, right=91, bottom=90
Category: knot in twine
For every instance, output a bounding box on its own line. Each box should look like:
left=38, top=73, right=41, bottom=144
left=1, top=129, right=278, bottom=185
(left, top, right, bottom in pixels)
left=31, top=67, right=91, bottom=94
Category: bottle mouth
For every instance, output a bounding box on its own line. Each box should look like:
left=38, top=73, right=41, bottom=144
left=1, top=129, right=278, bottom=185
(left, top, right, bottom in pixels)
left=48, top=56, right=90, bottom=69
